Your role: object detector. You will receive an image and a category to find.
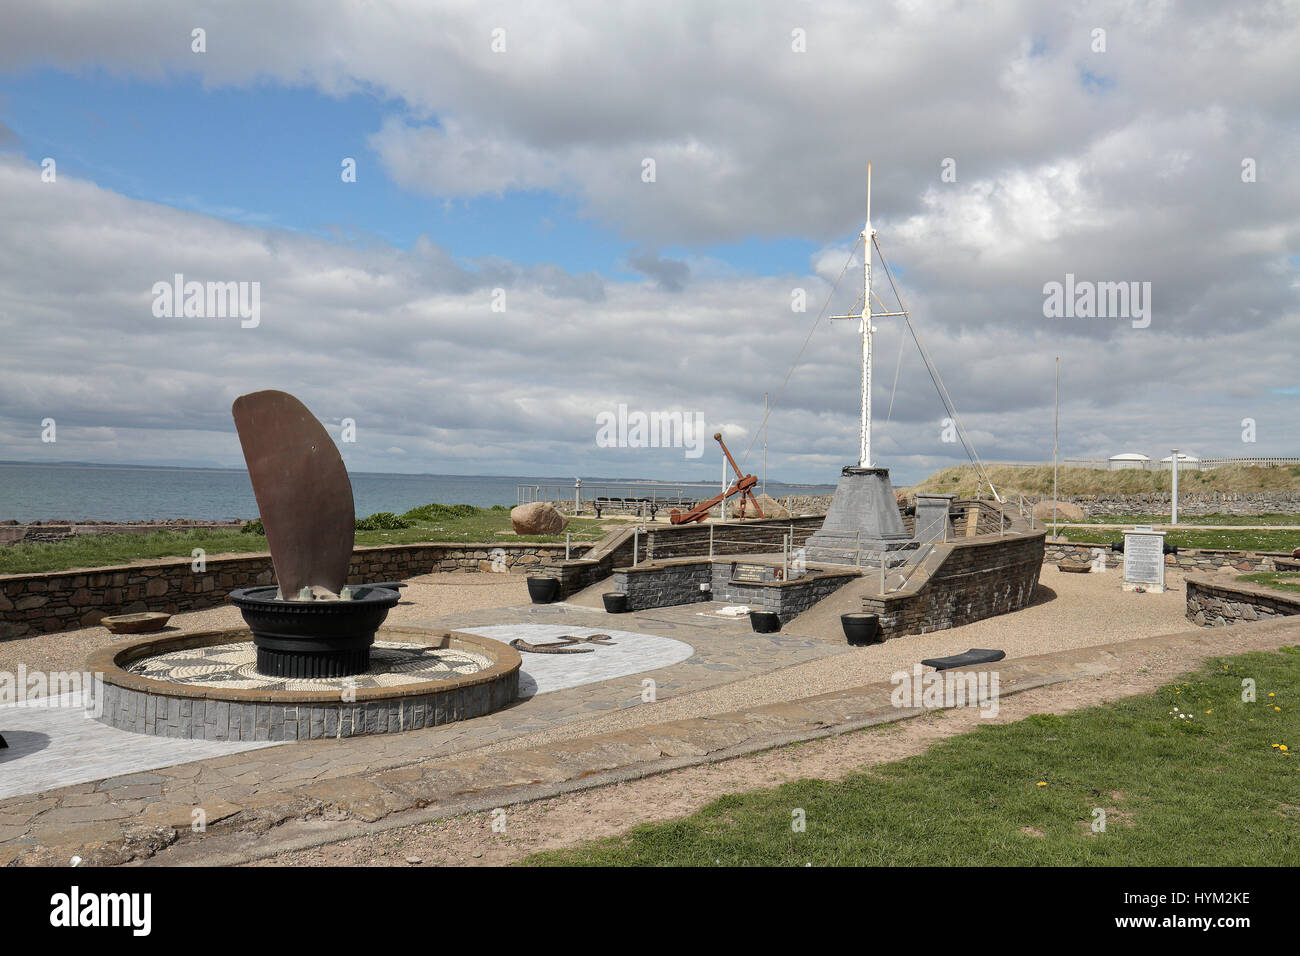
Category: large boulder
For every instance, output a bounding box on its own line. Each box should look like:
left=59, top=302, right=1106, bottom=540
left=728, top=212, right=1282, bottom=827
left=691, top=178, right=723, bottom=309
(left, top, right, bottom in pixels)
left=1032, top=499, right=1084, bottom=521
left=511, top=501, right=569, bottom=534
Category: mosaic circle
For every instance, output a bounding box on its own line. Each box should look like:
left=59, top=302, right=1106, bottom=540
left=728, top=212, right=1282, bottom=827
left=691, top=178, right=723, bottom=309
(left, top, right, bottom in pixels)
left=126, top=640, right=493, bottom=691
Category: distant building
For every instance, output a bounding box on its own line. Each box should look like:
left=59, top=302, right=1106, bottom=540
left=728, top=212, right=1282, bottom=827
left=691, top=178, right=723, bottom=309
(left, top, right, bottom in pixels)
left=1158, top=453, right=1199, bottom=470
left=1107, top=453, right=1151, bottom=471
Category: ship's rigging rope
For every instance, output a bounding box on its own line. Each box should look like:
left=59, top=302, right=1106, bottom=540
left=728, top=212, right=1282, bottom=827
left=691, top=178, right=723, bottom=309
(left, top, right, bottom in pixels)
left=736, top=235, right=863, bottom=468
left=736, top=230, right=1000, bottom=502
left=871, top=233, right=1000, bottom=501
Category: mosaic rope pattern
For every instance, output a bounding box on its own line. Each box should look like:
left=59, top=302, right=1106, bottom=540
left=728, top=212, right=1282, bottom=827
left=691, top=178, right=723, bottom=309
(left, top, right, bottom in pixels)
left=126, top=640, right=493, bottom=691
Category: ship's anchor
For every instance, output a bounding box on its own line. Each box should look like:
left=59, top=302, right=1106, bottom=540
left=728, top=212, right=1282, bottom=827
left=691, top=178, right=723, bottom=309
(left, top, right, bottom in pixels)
left=509, top=633, right=616, bottom=654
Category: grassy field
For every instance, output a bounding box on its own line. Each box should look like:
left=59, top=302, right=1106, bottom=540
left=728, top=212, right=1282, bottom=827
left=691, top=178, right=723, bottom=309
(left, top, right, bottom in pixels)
left=1056, top=526, right=1300, bottom=552
left=1238, top=572, right=1300, bottom=596
left=525, top=647, right=1300, bottom=866
left=0, top=505, right=609, bottom=575
left=912, top=463, right=1300, bottom=498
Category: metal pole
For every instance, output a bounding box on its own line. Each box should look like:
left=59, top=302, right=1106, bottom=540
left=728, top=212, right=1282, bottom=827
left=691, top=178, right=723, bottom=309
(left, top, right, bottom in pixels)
left=575, top=477, right=581, bottom=514
left=1171, top=448, right=1179, bottom=525
left=633, top=529, right=639, bottom=567
left=720, top=450, right=727, bottom=522
left=856, top=530, right=861, bottom=568
left=1052, top=356, right=1059, bottom=539
left=860, top=162, right=873, bottom=468
left=879, top=556, right=886, bottom=594
left=565, top=532, right=571, bottom=560
left=709, top=524, right=714, bottom=559
left=763, top=392, right=768, bottom=497
left=783, top=534, right=789, bottom=579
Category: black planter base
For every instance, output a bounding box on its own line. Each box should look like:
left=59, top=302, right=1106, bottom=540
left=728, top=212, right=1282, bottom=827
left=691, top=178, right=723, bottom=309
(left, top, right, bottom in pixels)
left=750, top=610, right=781, bottom=633
left=841, top=612, right=881, bottom=645
left=229, top=585, right=400, bottom=678
left=602, top=592, right=629, bottom=613
left=527, top=576, right=561, bottom=604
left=255, top=645, right=372, bottom=679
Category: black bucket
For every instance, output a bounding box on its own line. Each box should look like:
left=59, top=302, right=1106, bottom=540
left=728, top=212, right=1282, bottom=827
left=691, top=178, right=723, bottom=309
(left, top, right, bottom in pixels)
left=841, top=612, right=881, bottom=646
left=602, top=592, right=630, bottom=613
left=749, top=610, right=781, bottom=633
left=527, top=576, right=561, bottom=604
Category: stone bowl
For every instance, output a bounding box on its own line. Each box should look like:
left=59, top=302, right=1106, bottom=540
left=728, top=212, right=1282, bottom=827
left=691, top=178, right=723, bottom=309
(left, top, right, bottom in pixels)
left=228, top=584, right=400, bottom=678
left=101, top=611, right=172, bottom=634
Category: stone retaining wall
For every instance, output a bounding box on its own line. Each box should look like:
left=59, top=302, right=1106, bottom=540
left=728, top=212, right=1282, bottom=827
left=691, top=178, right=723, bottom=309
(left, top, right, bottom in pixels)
left=0, top=542, right=579, bottom=640
left=1017, top=491, right=1300, bottom=517
left=540, top=516, right=826, bottom=599
left=1044, top=540, right=1287, bottom=575
left=863, top=532, right=1046, bottom=641
left=91, top=626, right=520, bottom=740
left=1184, top=575, right=1300, bottom=627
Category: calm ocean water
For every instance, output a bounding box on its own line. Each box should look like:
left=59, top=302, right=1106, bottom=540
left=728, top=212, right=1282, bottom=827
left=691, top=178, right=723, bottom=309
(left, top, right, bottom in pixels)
left=0, top=462, right=835, bottom=523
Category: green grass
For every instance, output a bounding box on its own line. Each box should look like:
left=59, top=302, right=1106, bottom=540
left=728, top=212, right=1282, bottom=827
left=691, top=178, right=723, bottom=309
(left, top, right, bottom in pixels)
left=1238, top=573, right=1300, bottom=595
left=0, top=506, right=608, bottom=575
left=1056, top=526, right=1300, bottom=552
left=524, top=648, right=1300, bottom=866
left=1068, top=512, right=1300, bottom=527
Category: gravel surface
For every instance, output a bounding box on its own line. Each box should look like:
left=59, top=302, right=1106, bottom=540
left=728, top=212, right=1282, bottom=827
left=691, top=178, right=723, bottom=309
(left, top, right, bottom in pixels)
left=461, top=565, right=1193, bottom=755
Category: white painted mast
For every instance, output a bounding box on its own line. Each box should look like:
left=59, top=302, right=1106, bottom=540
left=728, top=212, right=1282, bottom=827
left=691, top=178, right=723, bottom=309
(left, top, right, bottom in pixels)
left=832, top=162, right=885, bottom=468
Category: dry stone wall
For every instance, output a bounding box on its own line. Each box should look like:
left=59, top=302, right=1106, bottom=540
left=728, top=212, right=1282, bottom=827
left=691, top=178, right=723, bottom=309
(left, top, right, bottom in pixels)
left=0, top=542, right=576, bottom=640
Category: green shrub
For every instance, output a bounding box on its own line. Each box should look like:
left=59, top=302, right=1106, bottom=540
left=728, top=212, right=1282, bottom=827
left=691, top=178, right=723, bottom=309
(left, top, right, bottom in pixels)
left=400, top=502, right=482, bottom=522
left=355, top=511, right=412, bottom=531
left=241, top=518, right=265, bottom=535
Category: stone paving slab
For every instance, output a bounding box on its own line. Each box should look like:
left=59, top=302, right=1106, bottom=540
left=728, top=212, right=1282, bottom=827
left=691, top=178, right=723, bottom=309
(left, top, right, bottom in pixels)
left=9, top=616, right=1297, bottom=866
left=0, top=694, right=278, bottom=800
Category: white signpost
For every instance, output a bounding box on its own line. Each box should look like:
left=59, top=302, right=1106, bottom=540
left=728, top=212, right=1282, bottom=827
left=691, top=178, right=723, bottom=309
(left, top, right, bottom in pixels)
left=1123, top=526, right=1167, bottom=593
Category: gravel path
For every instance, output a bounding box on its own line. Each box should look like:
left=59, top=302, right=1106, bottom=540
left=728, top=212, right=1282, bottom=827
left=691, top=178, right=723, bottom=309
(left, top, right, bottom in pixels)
left=460, top=564, right=1191, bottom=755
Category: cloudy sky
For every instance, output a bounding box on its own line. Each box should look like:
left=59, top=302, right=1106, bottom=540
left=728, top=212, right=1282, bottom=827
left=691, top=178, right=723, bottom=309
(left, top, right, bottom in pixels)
left=1, top=0, right=1297, bottom=485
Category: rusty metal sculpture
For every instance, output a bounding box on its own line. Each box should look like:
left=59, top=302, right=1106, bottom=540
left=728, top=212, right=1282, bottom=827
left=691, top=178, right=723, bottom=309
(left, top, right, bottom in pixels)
left=228, top=389, right=398, bottom=678
left=232, top=389, right=355, bottom=596
left=669, top=433, right=765, bottom=524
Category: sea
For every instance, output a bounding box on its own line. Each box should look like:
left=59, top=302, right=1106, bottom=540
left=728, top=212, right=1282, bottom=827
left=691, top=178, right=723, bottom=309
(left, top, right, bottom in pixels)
left=0, top=462, right=836, bottom=523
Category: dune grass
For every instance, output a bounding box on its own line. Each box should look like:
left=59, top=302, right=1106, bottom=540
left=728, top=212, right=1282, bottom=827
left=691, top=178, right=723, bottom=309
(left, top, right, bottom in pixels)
left=524, top=647, right=1300, bottom=866
left=912, top=463, right=1300, bottom=498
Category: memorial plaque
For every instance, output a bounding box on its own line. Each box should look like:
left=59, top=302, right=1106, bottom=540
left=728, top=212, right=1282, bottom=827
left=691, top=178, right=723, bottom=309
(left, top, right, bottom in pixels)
left=1123, top=527, right=1166, bottom=592
left=731, top=563, right=771, bottom=583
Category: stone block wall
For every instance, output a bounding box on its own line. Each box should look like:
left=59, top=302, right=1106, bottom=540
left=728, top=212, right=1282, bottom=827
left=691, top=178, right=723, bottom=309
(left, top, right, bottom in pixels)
left=1044, top=540, right=1288, bottom=575
left=1184, top=576, right=1300, bottom=627
left=711, top=566, right=860, bottom=622
left=0, top=542, right=577, bottom=640
left=862, top=532, right=1046, bottom=641
left=614, top=560, right=714, bottom=611
left=1018, top=491, right=1300, bottom=517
